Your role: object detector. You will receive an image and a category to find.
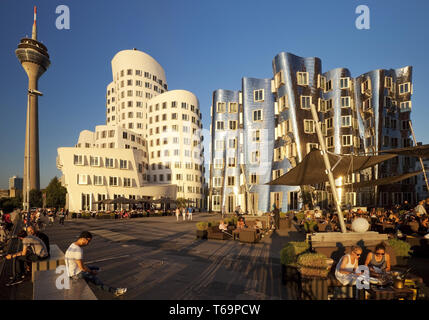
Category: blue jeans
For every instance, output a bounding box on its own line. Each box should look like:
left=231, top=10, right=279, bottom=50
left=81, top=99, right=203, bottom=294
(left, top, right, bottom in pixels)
left=72, top=266, right=116, bottom=293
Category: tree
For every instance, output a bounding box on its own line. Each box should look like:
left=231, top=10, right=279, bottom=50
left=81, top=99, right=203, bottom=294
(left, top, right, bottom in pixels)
left=29, top=189, right=43, bottom=208
left=45, top=176, right=67, bottom=208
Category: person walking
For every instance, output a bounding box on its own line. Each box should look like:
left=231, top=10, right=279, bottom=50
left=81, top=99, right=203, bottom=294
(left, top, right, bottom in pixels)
left=188, top=207, right=193, bottom=221
left=65, top=231, right=127, bottom=297
left=175, top=207, right=181, bottom=221
left=58, top=209, right=65, bottom=225
left=272, top=204, right=280, bottom=230
left=182, top=207, right=186, bottom=221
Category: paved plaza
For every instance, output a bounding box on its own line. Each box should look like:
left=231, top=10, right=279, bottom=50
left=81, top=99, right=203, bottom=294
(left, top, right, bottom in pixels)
left=4, top=213, right=305, bottom=300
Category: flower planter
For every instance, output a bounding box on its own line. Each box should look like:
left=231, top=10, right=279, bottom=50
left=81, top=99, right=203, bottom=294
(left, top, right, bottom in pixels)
left=196, top=230, right=207, bottom=239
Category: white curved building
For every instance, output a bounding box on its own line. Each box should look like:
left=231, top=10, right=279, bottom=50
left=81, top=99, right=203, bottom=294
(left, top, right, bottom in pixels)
left=57, top=49, right=206, bottom=212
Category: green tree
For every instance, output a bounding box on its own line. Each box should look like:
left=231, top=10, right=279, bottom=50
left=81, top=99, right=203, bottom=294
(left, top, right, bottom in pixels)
left=29, top=189, right=43, bottom=208
left=45, top=176, right=67, bottom=208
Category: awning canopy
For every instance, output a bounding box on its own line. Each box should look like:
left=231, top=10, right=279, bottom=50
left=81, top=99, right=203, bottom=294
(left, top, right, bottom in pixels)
left=381, top=144, right=429, bottom=159
left=344, top=171, right=422, bottom=189
left=267, top=150, right=396, bottom=186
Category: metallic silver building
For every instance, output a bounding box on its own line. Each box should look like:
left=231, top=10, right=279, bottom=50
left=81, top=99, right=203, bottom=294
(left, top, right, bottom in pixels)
left=210, top=52, right=415, bottom=214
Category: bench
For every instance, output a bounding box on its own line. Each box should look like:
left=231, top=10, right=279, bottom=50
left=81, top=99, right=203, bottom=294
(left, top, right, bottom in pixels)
left=32, top=244, right=65, bottom=282
left=33, top=269, right=97, bottom=300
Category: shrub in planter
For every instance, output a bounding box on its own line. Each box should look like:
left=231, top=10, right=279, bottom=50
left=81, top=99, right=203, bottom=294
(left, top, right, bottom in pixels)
left=208, top=221, right=220, bottom=228
left=196, top=222, right=208, bottom=231
left=297, top=252, right=330, bottom=278
left=81, top=213, right=91, bottom=219
left=280, top=241, right=310, bottom=266
left=279, top=212, right=287, bottom=219
left=294, top=212, right=305, bottom=221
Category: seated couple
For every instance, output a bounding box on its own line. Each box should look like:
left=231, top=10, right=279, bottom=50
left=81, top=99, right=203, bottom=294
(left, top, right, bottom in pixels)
left=335, top=243, right=391, bottom=285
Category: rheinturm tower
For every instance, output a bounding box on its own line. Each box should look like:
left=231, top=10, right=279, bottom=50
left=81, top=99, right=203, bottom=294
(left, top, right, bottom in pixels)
left=15, top=7, right=50, bottom=206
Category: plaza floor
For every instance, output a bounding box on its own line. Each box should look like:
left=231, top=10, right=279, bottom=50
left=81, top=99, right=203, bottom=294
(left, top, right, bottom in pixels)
left=3, top=213, right=305, bottom=300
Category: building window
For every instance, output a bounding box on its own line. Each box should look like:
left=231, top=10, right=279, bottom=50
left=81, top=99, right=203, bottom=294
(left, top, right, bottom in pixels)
left=325, top=80, right=332, bottom=92
left=109, top=176, right=118, bottom=186
left=341, top=96, right=351, bottom=108
left=318, top=75, right=327, bottom=91
left=227, top=176, right=235, bottom=186
left=216, top=121, right=225, bottom=130
left=279, top=95, right=289, bottom=111
left=400, top=101, right=412, bottom=112
left=340, top=77, right=350, bottom=89
left=77, top=174, right=88, bottom=185
left=105, top=158, right=115, bottom=168
left=341, top=116, right=352, bottom=127
left=94, top=175, right=103, bottom=186
left=227, top=157, right=236, bottom=168
left=228, top=102, right=238, bottom=113
left=123, top=178, right=131, bottom=187
left=215, top=140, right=225, bottom=151
left=74, top=155, right=84, bottom=165
left=275, top=70, right=285, bottom=88
left=250, top=173, right=258, bottom=184
left=303, top=120, right=315, bottom=134
left=297, top=72, right=309, bottom=86
left=120, top=160, right=128, bottom=169
left=306, top=143, right=319, bottom=154
left=228, top=138, right=237, bottom=149
left=216, top=102, right=226, bottom=113
left=90, top=156, right=100, bottom=166
left=251, top=151, right=260, bottom=163
left=301, top=96, right=311, bottom=109
left=326, top=136, right=334, bottom=148
left=385, top=77, right=393, bottom=89
left=213, top=177, right=222, bottom=187
left=252, top=130, right=261, bottom=142
left=253, top=89, right=264, bottom=102
left=342, top=135, right=352, bottom=146
left=253, top=109, right=263, bottom=121
left=229, top=120, right=238, bottom=130
left=399, top=82, right=411, bottom=95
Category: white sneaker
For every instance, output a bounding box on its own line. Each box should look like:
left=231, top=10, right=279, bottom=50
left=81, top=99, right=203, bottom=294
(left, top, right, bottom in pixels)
left=114, top=288, right=127, bottom=296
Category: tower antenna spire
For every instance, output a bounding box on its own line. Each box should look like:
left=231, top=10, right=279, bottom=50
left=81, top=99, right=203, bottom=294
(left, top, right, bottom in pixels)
left=32, top=6, right=37, bottom=40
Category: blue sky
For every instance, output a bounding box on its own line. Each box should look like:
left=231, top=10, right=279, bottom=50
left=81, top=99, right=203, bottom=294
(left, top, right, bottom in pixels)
left=1, top=0, right=429, bottom=189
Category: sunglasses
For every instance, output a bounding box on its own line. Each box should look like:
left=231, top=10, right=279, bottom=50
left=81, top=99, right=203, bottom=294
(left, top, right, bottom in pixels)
left=375, top=252, right=385, bottom=256
left=354, top=252, right=361, bottom=256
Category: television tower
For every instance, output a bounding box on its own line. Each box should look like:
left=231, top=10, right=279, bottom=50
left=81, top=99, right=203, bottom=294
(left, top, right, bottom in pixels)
left=15, top=7, right=51, bottom=209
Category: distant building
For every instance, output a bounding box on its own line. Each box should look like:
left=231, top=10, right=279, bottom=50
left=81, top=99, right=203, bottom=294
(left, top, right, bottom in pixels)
left=9, top=176, right=23, bottom=198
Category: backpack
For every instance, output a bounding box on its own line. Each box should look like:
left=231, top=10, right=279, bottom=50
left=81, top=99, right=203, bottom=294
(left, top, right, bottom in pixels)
left=36, top=232, right=50, bottom=255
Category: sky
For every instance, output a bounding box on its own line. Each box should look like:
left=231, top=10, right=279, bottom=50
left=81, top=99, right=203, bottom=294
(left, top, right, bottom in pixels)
left=1, top=0, right=429, bottom=189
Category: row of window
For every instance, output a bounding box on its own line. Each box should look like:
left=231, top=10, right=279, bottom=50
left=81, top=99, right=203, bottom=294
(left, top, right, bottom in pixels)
left=149, top=137, right=200, bottom=147
left=150, top=149, right=202, bottom=159
left=148, top=102, right=201, bottom=117
left=77, top=174, right=135, bottom=187
left=148, top=113, right=200, bottom=125
left=114, top=69, right=167, bottom=89
left=74, top=155, right=131, bottom=170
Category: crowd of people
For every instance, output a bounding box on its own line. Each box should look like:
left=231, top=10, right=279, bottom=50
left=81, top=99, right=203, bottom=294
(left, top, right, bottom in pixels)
left=295, top=198, right=429, bottom=238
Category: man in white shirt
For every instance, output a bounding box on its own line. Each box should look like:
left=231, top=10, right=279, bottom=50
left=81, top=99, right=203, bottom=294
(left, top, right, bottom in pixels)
left=65, top=231, right=127, bottom=297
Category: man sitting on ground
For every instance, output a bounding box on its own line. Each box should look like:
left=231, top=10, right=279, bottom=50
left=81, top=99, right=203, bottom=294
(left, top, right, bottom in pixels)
left=65, top=231, right=127, bottom=297
left=5, top=229, right=49, bottom=285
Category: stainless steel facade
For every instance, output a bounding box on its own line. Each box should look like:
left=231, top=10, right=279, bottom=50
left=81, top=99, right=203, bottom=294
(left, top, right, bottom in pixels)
left=210, top=52, right=415, bottom=214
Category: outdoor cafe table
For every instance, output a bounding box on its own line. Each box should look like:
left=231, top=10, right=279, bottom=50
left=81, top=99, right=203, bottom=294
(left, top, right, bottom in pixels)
left=365, top=286, right=414, bottom=300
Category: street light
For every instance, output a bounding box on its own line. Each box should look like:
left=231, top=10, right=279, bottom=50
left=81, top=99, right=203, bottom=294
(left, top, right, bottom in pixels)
left=23, top=89, right=43, bottom=220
